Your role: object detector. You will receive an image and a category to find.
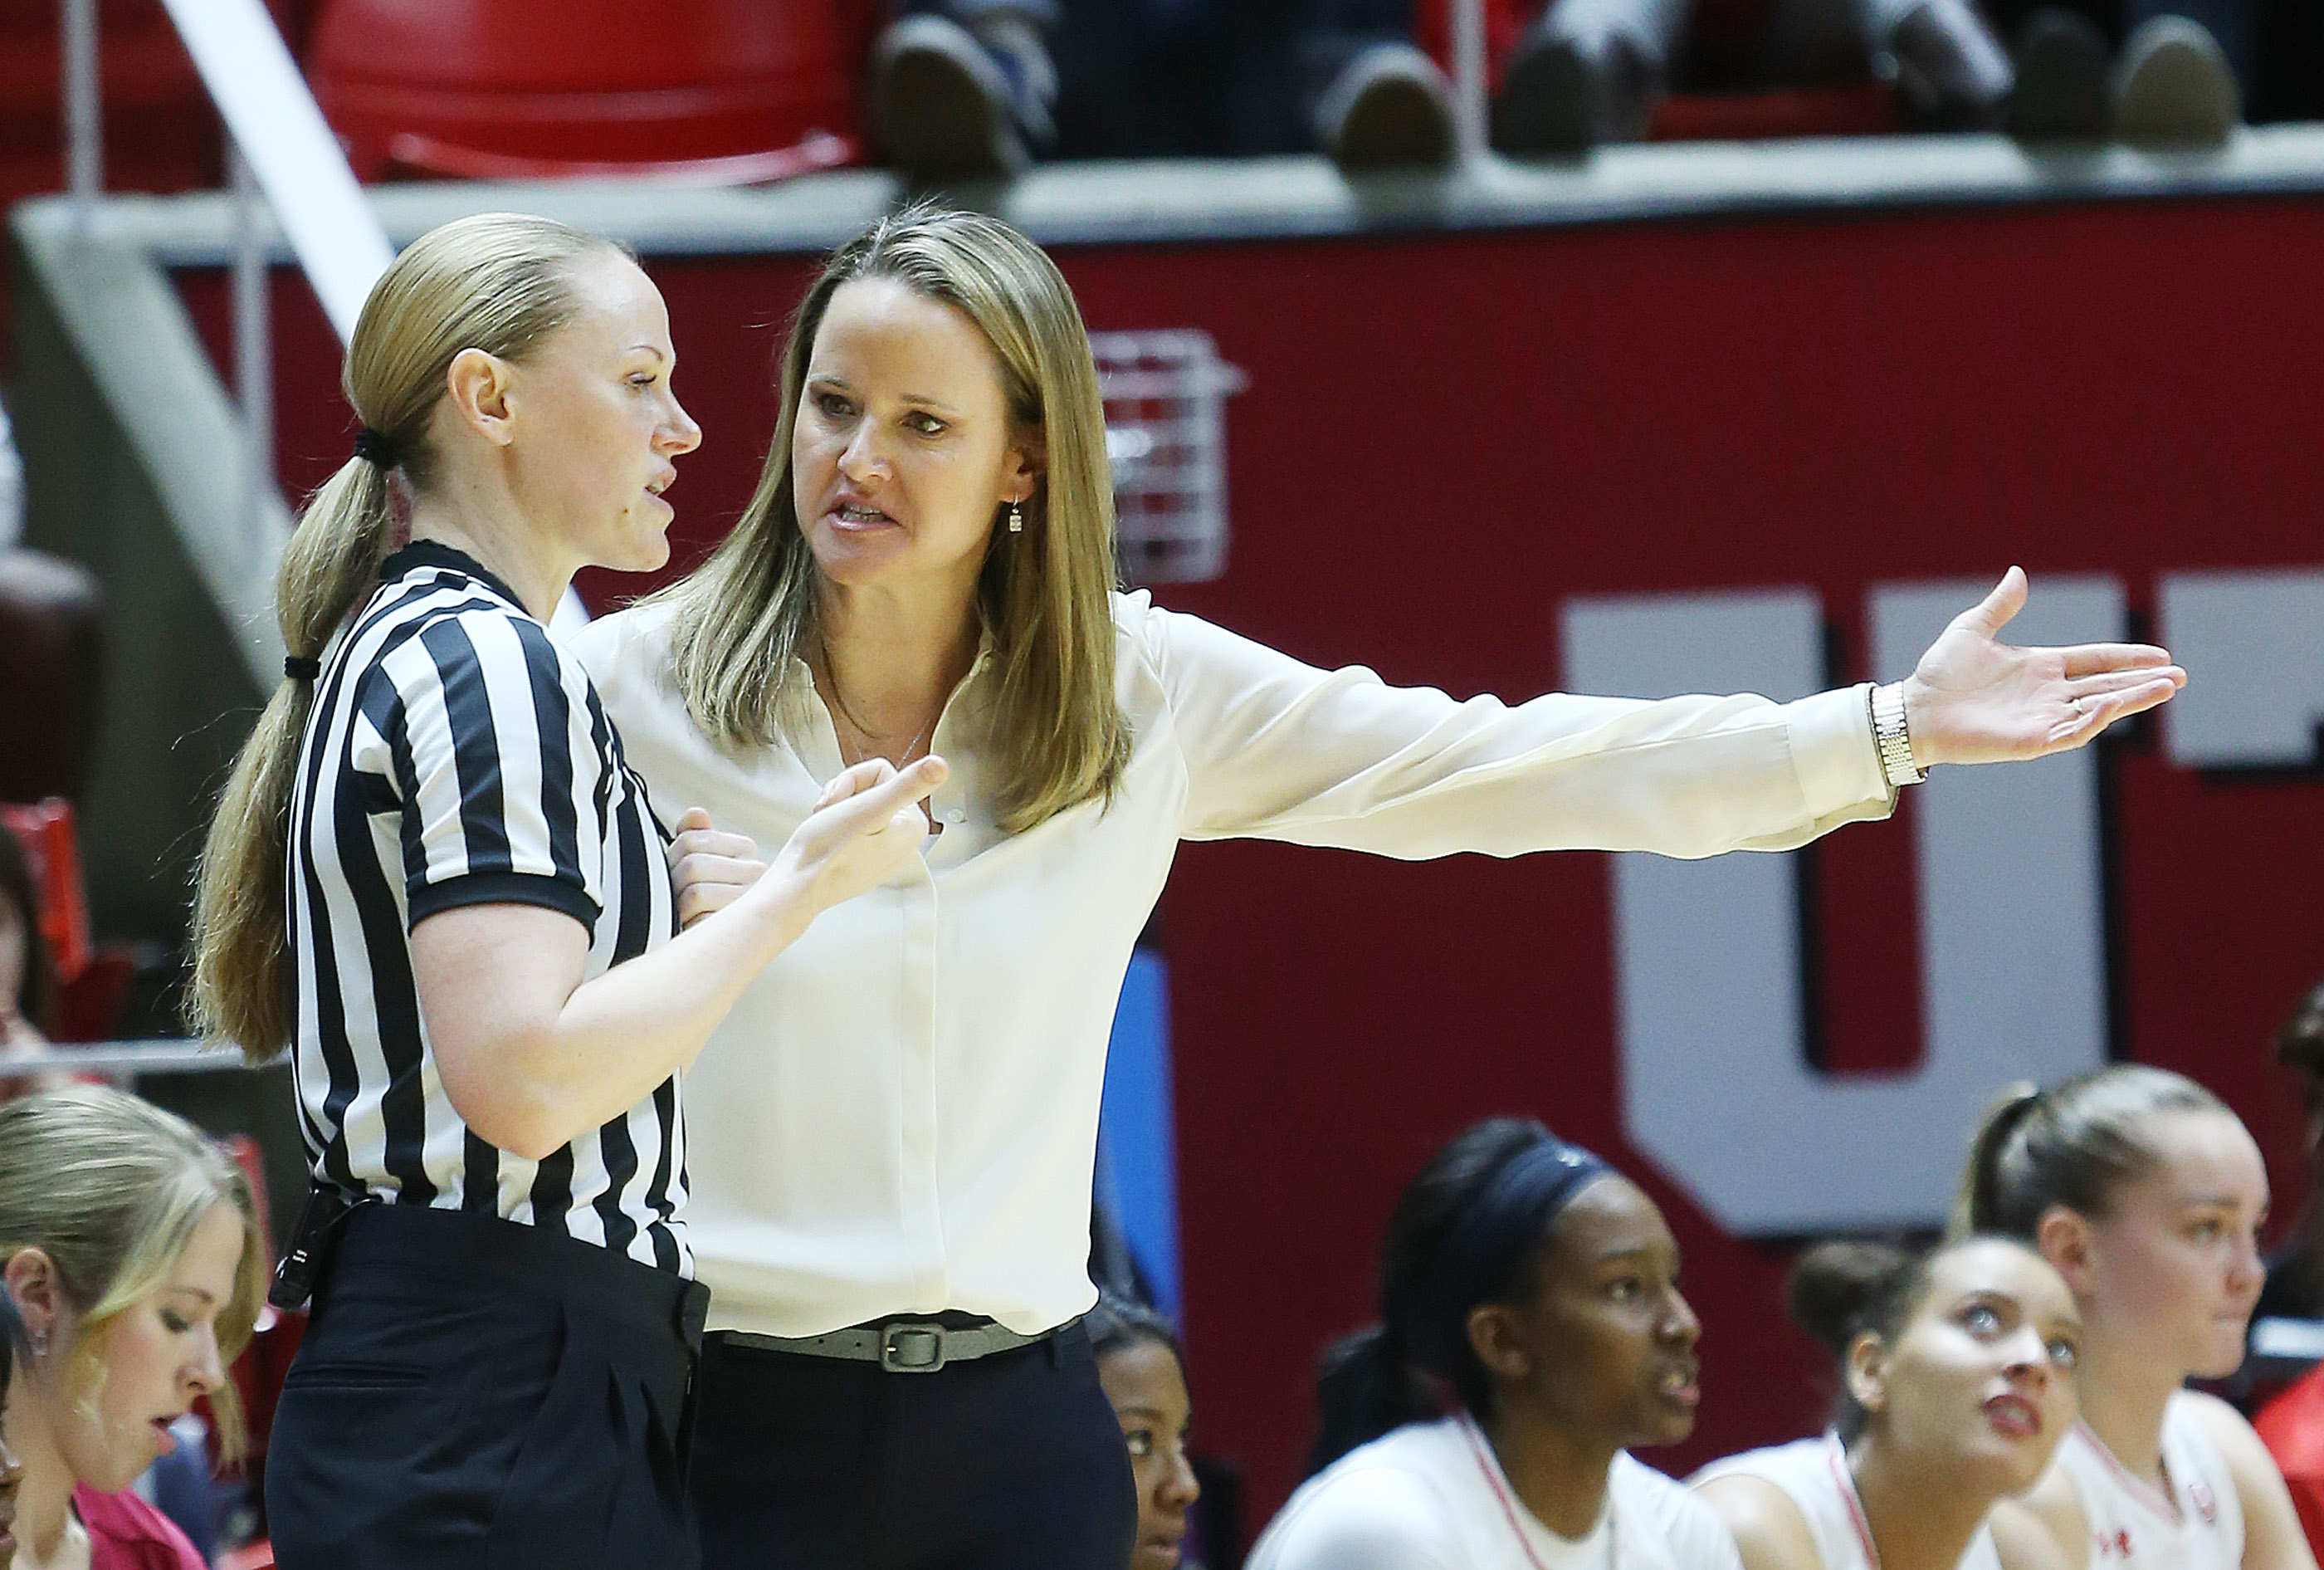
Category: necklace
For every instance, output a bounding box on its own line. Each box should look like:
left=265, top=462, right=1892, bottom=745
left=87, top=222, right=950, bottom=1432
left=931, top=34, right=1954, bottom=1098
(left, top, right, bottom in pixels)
left=814, top=638, right=940, bottom=769
left=1460, top=1414, right=1621, bottom=1570
left=831, top=706, right=936, bottom=770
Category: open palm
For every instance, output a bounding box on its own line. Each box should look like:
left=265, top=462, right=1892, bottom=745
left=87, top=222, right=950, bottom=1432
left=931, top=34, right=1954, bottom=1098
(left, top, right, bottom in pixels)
left=1904, top=568, right=2185, bottom=768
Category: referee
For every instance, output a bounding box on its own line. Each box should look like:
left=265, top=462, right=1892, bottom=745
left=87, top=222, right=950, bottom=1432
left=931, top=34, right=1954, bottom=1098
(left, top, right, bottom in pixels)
left=188, top=213, right=943, bottom=1570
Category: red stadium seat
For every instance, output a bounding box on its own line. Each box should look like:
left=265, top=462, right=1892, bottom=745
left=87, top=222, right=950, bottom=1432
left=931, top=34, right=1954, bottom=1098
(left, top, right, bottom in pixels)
left=1, top=799, right=91, bottom=984
left=0, top=798, right=147, bottom=1042
left=1648, top=83, right=1898, bottom=141
left=306, top=0, right=876, bottom=182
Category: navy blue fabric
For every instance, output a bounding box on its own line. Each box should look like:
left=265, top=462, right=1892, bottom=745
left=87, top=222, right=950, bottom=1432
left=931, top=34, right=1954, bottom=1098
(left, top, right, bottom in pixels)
left=691, top=1325, right=1136, bottom=1570
left=266, top=1205, right=706, bottom=1570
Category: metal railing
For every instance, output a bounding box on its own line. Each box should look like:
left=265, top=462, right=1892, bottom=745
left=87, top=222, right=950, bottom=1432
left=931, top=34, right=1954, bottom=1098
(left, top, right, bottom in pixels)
left=6, top=1039, right=251, bottom=1076
left=56, top=0, right=393, bottom=549
left=1452, top=0, right=1487, bottom=156
left=1092, top=331, right=1248, bottom=585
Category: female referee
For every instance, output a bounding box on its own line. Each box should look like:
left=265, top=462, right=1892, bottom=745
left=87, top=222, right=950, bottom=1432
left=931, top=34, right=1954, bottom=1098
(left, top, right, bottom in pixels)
left=188, top=212, right=945, bottom=1570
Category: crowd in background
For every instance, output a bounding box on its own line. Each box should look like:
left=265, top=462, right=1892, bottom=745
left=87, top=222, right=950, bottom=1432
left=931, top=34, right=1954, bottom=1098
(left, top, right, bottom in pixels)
left=853, top=0, right=2324, bottom=180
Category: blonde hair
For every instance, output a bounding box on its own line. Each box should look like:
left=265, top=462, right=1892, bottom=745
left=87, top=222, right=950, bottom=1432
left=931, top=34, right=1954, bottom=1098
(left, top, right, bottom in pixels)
left=1954, top=1065, right=2232, bottom=1239
left=656, top=203, right=1130, bottom=834
left=189, top=213, right=625, bottom=1061
left=0, top=1086, right=269, bottom=1461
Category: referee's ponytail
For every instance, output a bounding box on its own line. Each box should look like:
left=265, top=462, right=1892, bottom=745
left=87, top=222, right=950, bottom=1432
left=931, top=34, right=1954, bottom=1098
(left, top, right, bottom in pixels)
left=1306, top=1117, right=1610, bottom=1476
left=189, top=213, right=627, bottom=1061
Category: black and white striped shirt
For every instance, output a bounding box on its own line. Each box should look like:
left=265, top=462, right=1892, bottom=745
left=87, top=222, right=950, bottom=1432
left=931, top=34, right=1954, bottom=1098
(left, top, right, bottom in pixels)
left=287, top=541, right=688, bottom=1274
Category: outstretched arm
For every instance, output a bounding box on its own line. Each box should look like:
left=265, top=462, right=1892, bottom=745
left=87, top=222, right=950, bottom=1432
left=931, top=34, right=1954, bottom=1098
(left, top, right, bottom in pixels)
left=1902, top=567, right=2185, bottom=768
left=1157, top=570, right=2182, bottom=863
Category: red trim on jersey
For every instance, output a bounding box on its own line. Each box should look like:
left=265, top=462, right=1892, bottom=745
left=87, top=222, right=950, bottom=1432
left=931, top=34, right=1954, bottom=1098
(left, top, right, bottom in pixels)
left=2074, top=1422, right=2186, bottom=1526
left=1826, top=1435, right=1884, bottom=1570
left=1460, top=1415, right=1559, bottom=1570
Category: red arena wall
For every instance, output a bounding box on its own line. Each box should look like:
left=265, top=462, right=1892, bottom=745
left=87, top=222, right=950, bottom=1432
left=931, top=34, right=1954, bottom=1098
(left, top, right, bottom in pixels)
left=180, top=192, right=2324, bottom=1531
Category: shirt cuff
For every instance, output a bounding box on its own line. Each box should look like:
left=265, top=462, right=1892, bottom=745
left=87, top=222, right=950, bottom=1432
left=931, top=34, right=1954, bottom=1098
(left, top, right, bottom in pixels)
left=1785, top=682, right=1892, bottom=818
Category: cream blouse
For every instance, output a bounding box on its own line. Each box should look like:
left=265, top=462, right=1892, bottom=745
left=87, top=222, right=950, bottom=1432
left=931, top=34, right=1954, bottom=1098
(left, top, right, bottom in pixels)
left=572, top=590, right=1892, bottom=1336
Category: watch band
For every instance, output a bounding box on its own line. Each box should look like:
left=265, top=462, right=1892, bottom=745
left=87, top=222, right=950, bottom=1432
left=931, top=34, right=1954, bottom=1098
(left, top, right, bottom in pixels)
left=1870, top=682, right=1924, bottom=788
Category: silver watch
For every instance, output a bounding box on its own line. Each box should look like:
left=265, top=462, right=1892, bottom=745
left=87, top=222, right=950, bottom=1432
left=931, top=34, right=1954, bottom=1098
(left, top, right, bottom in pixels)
left=1870, top=682, right=1924, bottom=788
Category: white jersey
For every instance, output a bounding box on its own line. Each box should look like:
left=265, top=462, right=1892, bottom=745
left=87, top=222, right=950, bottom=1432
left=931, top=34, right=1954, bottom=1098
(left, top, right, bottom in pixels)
left=1692, top=1434, right=2002, bottom=1570
left=2053, top=1393, right=2243, bottom=1570
left=1247, top=1415, right=1745, bottom=1570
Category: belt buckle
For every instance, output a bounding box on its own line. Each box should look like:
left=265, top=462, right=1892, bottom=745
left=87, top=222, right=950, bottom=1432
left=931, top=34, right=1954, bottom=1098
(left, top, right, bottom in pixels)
left=880, top=1322, right=947, bottom=1373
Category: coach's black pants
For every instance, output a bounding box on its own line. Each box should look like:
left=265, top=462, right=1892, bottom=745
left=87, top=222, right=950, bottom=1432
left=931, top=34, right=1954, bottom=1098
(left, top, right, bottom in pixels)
left=266, top=1205, right=709, bottom=1570
left=691, top=1322, right=1138, bottom=1569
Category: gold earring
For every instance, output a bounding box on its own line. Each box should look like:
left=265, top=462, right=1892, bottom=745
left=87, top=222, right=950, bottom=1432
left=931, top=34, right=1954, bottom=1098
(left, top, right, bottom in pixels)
left=1008, top=503, right=1024, bottom=535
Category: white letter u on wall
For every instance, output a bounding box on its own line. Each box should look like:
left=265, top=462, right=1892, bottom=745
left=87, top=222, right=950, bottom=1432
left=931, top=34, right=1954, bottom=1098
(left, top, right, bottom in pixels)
left=1561, top=580, right=2116, bottom=1235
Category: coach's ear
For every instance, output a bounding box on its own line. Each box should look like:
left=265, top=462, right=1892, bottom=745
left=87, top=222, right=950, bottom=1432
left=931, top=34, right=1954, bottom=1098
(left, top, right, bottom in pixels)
left=2034, top=1205, right=2098, bottom=1296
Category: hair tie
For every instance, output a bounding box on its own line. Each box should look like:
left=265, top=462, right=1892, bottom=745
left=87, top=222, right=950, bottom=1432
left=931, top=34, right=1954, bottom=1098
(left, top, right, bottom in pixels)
left=284, top=655, right=321, bottom=682
left=350, top=428, right=394, bottom=467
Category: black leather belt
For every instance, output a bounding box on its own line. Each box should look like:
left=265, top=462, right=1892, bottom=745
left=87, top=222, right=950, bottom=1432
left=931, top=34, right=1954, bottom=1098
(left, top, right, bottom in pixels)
left=721, top=1316, right=1058, bottom=1373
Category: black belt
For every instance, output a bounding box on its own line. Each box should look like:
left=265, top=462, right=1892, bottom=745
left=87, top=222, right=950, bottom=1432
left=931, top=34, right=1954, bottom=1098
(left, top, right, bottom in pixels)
left=717, top=1313, right=1068, bottom=1373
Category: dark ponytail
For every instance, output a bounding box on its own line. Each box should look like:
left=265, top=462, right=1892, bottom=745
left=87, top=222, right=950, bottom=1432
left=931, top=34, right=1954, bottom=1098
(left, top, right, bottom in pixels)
left=1307, top=1323, right=1438, bottom=1478
left=1305, top=1117, right=1609, bottom=1476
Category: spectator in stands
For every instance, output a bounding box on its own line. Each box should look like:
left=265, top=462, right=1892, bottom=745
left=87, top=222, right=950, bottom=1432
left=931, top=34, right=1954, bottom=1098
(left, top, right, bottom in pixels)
left=0, top=829, right=51, bottom=1056
left=0, top=1086, right=266, bottom=1570
left=0, top=828, right=70, bottom=1102
left=1301, top=1, right=1462, bottom=169
left=870, top=0, right=1063, bottom=179
left=1957, top=1069, right=2314, bottom=1570
left=1490, top=0, right=2011, bottom=149
left=1997, top=3, right=2246, bottom=142
left=2258, top=980, right=2324, bottom=1327
left=1245, top=1118, right=1737, bottom=1568
left=1314, top=0, right=2242, bottom=165
left=2252, top=982, right=2324, bottom=1558
left=1692, top=1235, right=2081, bottom=1570
left=1089, top=1293, right=1203, bottom=1570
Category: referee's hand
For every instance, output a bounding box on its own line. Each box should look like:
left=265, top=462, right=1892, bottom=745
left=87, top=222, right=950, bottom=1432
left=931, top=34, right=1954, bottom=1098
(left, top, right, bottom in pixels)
left=772, top=755, right=949, bottom=914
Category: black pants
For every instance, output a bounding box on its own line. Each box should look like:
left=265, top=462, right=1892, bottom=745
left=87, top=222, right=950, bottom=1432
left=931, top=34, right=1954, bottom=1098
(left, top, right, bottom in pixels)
left=691, top=1323, right=1137, bottom=1569
left=266, top=1205, right=710, bottom=1570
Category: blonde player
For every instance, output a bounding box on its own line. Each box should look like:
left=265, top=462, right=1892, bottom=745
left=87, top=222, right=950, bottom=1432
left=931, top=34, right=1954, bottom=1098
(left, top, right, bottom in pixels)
left=1959, top=1068, right=2314, bottom=1570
